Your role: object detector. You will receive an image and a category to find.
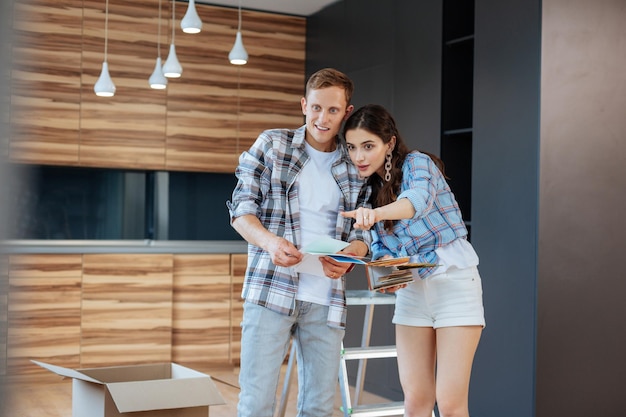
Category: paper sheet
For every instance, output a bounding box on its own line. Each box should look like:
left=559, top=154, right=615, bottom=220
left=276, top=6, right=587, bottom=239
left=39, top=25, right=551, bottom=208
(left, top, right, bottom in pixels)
left=292, top=236, right=350, bottom=277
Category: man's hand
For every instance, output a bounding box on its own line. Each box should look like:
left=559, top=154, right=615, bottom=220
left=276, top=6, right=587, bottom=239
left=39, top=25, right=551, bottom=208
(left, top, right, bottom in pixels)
left=232, top=215, right=302, bottom=267
left=267, top=236, right=303, bottom=267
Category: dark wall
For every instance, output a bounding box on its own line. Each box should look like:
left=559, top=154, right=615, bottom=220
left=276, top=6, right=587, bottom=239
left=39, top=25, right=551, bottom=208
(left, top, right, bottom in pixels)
left=472, top=0, right=541, bottom=416
left=308, top=0, right=442, bottom=155
left=309, top=0, right=626, bottom=416
left=310, top=0, right=540, bottom=412
left=308, top=0, right=443, bottom=401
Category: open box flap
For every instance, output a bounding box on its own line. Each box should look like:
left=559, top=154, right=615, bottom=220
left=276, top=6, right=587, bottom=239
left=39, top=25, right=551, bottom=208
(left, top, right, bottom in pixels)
left=31, top=360, right=102, bottom=384
left=107, top=376, right=226, bottom=413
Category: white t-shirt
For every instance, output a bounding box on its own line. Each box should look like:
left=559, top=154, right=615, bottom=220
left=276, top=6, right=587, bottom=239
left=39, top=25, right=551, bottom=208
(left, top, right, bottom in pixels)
left=296, top=142, right=341, bottom=305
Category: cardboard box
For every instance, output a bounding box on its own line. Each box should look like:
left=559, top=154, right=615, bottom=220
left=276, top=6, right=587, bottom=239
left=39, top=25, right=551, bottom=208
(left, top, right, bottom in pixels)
left=32, top=360, right=226, bottom=417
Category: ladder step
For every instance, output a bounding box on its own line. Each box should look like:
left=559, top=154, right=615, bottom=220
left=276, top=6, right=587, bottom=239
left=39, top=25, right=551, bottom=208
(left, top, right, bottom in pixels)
left=342, top=345, right=397, bottom=360
left=345, top=289, right=396, bottom=306
left=345, top=401, right=405, bottom=416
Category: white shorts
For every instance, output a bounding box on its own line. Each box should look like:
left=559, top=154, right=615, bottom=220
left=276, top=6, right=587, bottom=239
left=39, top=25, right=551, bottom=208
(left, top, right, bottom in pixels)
left=393, top=265, right=485, bottom=328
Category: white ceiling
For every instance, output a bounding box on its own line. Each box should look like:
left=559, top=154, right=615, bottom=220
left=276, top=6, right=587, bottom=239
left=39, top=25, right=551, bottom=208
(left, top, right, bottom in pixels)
left=197, top=0, right=341, bottom=16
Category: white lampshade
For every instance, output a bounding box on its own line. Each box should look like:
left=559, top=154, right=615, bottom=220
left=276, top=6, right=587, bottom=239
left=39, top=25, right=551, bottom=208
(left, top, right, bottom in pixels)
left=163, top=44, right=182, bottom=78
left=181, top=0, right=202, bottom=34
left=94, top=62, right=116, bottom=97
left=95, top=0, right=114, bottom=97
left=229, top=31, right=248, bottom=65
left=149, top=57, right=168, bottom=89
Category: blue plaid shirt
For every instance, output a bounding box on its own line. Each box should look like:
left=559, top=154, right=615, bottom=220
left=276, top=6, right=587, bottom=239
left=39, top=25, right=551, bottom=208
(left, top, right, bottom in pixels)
left=228, top=125, right=371, bottom=328
left=371, top=151, right=468, bottom=278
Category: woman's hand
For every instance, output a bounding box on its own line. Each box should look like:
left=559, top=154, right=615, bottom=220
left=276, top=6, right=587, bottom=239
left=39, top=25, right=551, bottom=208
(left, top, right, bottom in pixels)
left=377, top=283, right=408, bottom=293
left=341, top=207, right=379, bottom=230
left=373, top=255, right=406, bottom=292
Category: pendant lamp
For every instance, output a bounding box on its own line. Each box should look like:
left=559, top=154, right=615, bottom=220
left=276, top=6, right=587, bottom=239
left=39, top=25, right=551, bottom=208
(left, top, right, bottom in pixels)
left=229, top=0, right=248, bottom=65
left=149, top=0, right=168, bottom=89
left=94, top=0, right=116, bottom=97
left=181, top=0, right=202, bottom=34
left=163, top=0, right=182, bottom=78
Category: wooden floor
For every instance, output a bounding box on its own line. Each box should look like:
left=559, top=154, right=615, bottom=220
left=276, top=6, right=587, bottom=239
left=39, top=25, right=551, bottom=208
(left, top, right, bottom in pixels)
left=1, top=364, right=396, bottom=417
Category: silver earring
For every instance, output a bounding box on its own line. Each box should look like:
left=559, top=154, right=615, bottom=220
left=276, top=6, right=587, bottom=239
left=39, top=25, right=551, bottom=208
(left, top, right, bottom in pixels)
left=384, top=152, right=392, bottom=182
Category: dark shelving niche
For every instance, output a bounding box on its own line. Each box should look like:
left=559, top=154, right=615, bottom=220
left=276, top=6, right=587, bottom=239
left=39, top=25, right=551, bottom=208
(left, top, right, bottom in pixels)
left=441, top=0, right=475, bottom=229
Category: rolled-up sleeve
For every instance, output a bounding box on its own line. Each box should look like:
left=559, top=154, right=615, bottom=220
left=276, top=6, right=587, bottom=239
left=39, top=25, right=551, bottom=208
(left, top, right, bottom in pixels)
left=397, top=153, right=438, bottom=219
left=228, top=134, right=272, bottom=223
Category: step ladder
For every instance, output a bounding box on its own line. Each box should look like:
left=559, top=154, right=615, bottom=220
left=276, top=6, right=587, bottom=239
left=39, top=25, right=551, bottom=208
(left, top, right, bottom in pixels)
left=276, top=290, right=436, bottom=417
left=338, top=289, right=404, bottom=417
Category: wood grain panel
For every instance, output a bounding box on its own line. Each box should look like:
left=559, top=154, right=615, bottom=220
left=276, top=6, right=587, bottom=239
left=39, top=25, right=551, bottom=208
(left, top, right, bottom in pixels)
left=230, top=254, right=247, bottom=364
left=81, top=254, right=173, bottom=367
left=9, top=0, right=83, bottom=165
left=79, top=0, right=168, bottom=169
left=1, top=256, right=8, bottom=376
left=172, top=254, right=231, bottom=367
left=237, top=10, right=306, bottom=155
left=9, top=1, right=305, bottom=172
left=164, top=7, right=306, bottom=172
left=7, top=254, right=82, bottom=375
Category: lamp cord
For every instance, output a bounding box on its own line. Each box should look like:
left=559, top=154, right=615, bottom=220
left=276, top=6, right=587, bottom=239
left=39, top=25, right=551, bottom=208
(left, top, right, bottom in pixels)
left=236, top=0, right=243, bottom=154
left=171, top=0, right=175, bottom=43
left=236, top=68, right=241, bottom=154
left=238, top=0, right=242, bottom=31
left=157, top=0, right=162, bottom=58
left=104, top=0, right=109, bottom=61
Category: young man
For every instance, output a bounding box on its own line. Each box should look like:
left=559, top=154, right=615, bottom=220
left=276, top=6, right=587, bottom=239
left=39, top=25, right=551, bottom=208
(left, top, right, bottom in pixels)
left=228, top=68, right=370, bottom=417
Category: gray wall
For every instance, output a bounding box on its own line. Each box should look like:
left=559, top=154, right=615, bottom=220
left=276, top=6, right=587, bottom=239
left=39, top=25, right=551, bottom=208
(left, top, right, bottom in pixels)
left=307, top=0, right=442, bottom=154
left=309, top=0, right=626, bottom=415
left=472, top=0, right=541, bottom=415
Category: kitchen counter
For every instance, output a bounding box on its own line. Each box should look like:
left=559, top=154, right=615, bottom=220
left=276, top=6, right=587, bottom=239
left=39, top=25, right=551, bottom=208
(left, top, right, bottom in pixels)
left=2, top=240, right=249, bottom=254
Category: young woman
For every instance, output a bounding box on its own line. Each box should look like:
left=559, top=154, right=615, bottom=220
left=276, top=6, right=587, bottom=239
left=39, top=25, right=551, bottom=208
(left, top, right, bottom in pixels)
left=341, top=104, right=485, bottom=417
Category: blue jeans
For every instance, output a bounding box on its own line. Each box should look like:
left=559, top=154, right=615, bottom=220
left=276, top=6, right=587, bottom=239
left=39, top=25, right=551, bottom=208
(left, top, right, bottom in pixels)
left=237, top=301, right=345, bottom=417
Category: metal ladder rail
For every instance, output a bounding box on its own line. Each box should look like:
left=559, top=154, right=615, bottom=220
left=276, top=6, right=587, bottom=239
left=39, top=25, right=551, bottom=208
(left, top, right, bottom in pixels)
left=277, top=290, right=396, bottom=417
left=339, top=290, right=403, bottom=417
left=276, top=339, right=297, bottom=417
left=344, top=290, right=397, bottom=406
left=340, top=290, right=436, bottom=417
left=278, top=290, right=436, bottom=417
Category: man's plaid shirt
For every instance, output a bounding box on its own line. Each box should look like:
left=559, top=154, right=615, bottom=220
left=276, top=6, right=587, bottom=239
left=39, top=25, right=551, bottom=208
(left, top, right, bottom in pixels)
left=228, top=125, right=371, bottom=329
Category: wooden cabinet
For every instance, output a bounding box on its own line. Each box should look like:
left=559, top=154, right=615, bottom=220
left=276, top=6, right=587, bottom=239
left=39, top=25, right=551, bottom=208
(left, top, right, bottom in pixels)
left=9, top=0, right=305, bottom=173
left=10, top=0, right=83, bottom=165
left=81, top=254, right=174, bottom=367
left=7, top=255, right=82, bottom=375
left=78, top=1, right=168, bottom=170
left=0, top=257, right=7, bottom=375
left=230, top=254, right=247, bottom=365
left=164, top=8, right=306, bottom=173
left=5, top=252, right=247, bottom=376
left=172, top=254, right=231, bottom=367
